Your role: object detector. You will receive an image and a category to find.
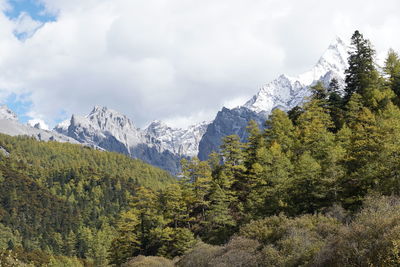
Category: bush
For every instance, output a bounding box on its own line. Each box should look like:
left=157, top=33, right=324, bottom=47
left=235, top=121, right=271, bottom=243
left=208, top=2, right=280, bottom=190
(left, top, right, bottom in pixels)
left=122, top=255, right=174, bottom=267
left=0, top=250, right=33, bottom=267
left=176, top=242, right=223, bottom=267
left=208, top=237, right=262, bottom=267
left=314, top=196, right=400, bottom=266
left=177, top=237, right=262, bottom=267
left=239, top=214, right=341, bottom=267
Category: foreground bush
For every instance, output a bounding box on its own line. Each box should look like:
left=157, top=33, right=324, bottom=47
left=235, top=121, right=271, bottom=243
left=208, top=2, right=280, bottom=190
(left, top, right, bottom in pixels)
left=176, top=242, right=223, bottom=267
left=314, top=196, right=400, bottom=266
left=122, top=255, right=174, bottom=267
left=177, top=238, right=262, bottom=267
left=239, top=214, right=341, bottom=267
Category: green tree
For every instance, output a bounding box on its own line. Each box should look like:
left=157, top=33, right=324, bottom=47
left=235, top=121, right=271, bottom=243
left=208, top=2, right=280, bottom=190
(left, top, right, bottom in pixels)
left=108, top=210, right=140, bottom=266
left=265, top=109, right=297, bottom=155
left=327, top=78, right=344, bottom=131
left=384, top=49, right=400, bottom=102
left=344, top=30, right=379, bottom=105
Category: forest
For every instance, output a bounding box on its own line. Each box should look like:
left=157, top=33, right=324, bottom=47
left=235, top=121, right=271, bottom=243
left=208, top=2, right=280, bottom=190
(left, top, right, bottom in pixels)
left=3, top=30, right=400, bottom=266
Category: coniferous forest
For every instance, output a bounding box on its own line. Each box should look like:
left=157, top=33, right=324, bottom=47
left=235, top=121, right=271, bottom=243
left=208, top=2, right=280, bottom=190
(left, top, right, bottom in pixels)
left=3, top=30, right=400, bottom=266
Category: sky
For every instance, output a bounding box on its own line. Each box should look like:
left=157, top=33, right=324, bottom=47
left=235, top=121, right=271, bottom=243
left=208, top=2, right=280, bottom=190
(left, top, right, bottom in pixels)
left=0, top=0, right=399, bottom=129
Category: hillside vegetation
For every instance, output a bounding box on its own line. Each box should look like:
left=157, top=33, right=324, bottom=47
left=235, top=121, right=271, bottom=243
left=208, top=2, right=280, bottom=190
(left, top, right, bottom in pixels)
left=3, top=30, right=400, bottom=266
left=107, top=31, right=400, bottom=266
left=0, top=134, right=174, bottom=266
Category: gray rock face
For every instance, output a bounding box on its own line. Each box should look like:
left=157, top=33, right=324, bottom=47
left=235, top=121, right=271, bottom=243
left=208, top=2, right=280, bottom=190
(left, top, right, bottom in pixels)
left=145, top=120, right=208, bottom=157
left=0, top=105, right=79, bottom=144
left=197, top=38, right=349, bottom=160
left=198, top=107, right=265, bottom=160
left=56, top=106, right=186, bottom=174
left=0, top=38, right=350, bottom=173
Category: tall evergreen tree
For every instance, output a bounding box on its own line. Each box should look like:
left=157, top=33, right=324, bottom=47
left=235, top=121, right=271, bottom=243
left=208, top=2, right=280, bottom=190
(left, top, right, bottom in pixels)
left=384, top=49, right=400, bottom=102
left=327, top=78, right=344, bottom=131
left=344, top=30, right=379, bottom=107
left=265, top=109, right=296, bottom=155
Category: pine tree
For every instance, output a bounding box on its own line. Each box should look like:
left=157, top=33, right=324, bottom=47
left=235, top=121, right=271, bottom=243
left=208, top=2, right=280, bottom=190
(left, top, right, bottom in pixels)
left=344, top=30, right=378, bottom=105
left=265, top=109, right=296, bottom=154
left=289, top=152, right=323, bottom=214
left=219, top=135, right=246, bottom=195
left=246, top=142, right=293, bottom=217
left=108, top=210, right=140, bottom=266
left=327, top=78, right=344, bottom=131
left=205, top=185, right=236, bottom=244
left=311, top=81, right=328, bottom=100
left=288, top=106, right=304, bottom=126
left=296, top=99, right=335, bottom=160
left=384, top=49, right=400, bottom=102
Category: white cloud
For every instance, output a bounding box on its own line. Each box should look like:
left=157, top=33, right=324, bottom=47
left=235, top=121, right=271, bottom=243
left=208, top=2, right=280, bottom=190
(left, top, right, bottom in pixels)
left=13, top=12, right=43, bottom=39
left=28, top=118, right=49, bottom=130
left=0, top=0, right=399, bottom=128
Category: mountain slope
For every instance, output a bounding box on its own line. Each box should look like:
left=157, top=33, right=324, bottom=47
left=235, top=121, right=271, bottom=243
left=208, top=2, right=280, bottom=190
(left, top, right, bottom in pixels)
left=0, top=105, right=79, bottom=144
left=0, top=133, right=174, bottom=265
left=145, top=120, right=208, bottom=157
left=244, top=37, right=348, bottom=114
left=54, top=106, right=208, bottom=173
left=0, top=37, right=350, bottom=170
left=198, top=107, right=265, bottom=160
left=198, top=37, right=349, bottom=159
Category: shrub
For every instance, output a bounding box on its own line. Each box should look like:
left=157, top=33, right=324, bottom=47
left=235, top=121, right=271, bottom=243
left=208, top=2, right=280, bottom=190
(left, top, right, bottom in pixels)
left=239, top=214, right=341, bottom=267
left=176, top=242, right=223, bottom=267
left=178, top=237, right=262, bottom=267
left=314, top=195, right=400, bottom=266
left=122, top=255, right=174, bottom=267
left=208, top=237, right=262, bottom=267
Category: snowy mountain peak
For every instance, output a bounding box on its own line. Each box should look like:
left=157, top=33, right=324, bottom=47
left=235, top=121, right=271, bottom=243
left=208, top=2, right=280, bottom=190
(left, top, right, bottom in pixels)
left=54, top=119, right=70, bottom=135
left=244, top=38, right=350, bottom=114
left=0, top=105, right=18, bottom=121
left=147, top=120, right=171, bottom=131
left=85, top=106, right=138, bottom=133
left=145, top=120, right=209, bottom=157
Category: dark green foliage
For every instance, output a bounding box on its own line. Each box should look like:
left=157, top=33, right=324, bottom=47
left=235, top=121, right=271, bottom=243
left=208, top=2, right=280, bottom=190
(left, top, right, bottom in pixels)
left=4, top=30, right=400, bottom=267
left=0, top=134, right=174, bottom=266
left=327, top=78, right=344, bottom=131
left=287, top=105, right=304, bottom=125
left=344, top=30, right=378, bottom=103
left=384, top=49, right=400, bottom=103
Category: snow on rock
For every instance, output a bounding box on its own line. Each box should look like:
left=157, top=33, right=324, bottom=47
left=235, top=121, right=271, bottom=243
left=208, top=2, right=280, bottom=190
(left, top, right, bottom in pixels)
left=145, top=120, right=209, bottom=157
left=0, top=109, right=79, bottom=144
left=244, top=37, right=349, bottom=114
left=0, top=105, right=18, bottom=121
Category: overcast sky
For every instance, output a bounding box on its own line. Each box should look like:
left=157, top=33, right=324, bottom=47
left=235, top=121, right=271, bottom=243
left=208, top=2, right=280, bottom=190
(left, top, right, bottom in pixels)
left=0, top=0, right=399, bottom=129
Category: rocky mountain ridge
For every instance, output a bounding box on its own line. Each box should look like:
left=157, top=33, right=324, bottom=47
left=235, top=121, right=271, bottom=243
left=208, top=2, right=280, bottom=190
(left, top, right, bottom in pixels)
left=0, top=37, right=350, bottom=172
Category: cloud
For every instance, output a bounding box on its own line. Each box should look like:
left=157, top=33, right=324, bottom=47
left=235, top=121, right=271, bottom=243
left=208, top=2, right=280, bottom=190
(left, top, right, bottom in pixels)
left=28, top=118, right=49, bottom=130
left=0, top=0, right=399, bottom=128
left=13, top=12, right=43, bottom=39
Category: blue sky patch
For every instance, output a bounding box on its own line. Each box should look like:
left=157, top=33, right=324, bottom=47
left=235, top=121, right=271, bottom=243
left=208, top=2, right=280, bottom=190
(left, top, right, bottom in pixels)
left=3, top=93, right=33, bottom=123
left=5, top=0, right=56, bottom=23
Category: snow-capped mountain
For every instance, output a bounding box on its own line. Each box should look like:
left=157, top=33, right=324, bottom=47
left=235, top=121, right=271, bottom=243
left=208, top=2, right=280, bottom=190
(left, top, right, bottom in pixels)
left=145, top=120, right=208, bottom=157
left=198, top=37, right=350, bottom=159
left=64, top=106, right=146, bottom=154
left=54, top=106, right=209, bottom=173
left=0, top=105, right=18, bottom=121
left=0, top=105, right=79, bottom=144
left=244, top=37, right=349, bottom=114
left=0, top=37, right=351, bottom=172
